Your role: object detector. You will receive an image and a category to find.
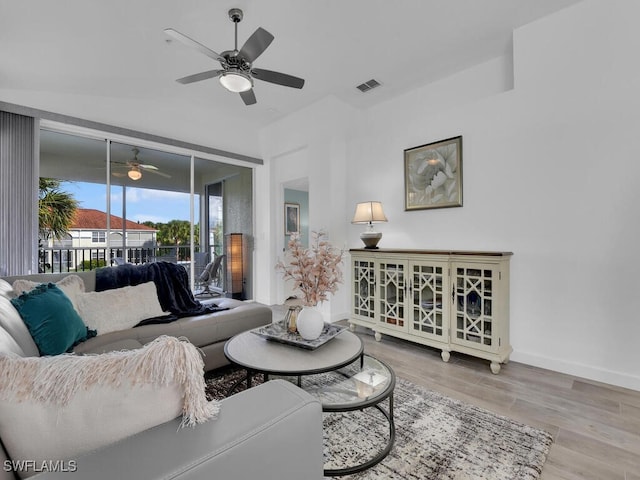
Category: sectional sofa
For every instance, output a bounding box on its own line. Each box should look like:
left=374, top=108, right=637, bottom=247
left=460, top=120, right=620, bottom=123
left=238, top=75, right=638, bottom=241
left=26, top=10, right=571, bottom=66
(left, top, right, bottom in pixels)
left=0, top=269, right=324, bottom=479
left=0, top=269, right=272, bottom=371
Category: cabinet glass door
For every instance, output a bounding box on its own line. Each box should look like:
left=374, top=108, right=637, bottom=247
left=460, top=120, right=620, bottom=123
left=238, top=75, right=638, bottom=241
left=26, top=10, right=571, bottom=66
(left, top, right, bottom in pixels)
left=377, top=260, right=407, bottom=330
left=352, top=258, right=376, bottom=322
left=452, top=264, right=496, bottom=351
left=410, top=262, right=447, bottom=341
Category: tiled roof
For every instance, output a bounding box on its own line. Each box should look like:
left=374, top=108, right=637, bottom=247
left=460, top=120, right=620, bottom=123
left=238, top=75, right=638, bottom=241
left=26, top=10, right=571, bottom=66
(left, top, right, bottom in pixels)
left=71, top=209, right=157, bottom=231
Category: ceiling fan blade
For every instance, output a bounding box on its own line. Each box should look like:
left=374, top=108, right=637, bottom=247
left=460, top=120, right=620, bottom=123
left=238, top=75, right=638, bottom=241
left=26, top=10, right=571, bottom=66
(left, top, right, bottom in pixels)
left=146, top=169, right=172, bottom=179
left=164, top=28, right=225, bottom=63
left=176, top=69, right=224, bottom=85
left=137, top=164, right=171, bottom=178
left=238, top=27, right=274, bottom=63
left=240, top=89, right=257, bottom=105
left=252, top=68, right=304, bottom=89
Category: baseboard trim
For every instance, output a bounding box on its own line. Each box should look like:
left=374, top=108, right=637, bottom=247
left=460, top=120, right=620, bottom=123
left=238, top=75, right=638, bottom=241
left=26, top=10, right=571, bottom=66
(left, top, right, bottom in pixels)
left=511, top=350, right=640, bottom=392
left=330, top=312, right=350, bottom=324
left=324, top=313, right=640, bottom=392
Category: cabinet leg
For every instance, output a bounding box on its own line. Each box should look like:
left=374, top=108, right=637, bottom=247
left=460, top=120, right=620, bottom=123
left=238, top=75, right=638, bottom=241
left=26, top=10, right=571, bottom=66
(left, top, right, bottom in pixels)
left=374, top=331, right=382, bottom=342
left=349, top=323, right=356, bottom=332
left=441, top=350, right=450, bottom=363
left=490, top=361, right=501, bottom=374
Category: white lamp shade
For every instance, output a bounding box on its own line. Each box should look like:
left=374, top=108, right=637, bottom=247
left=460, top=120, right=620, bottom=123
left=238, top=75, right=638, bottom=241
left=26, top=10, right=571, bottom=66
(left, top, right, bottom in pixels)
left=219, top=72, right=253, bottom=93
left=352, top=201, right=388, bottom=224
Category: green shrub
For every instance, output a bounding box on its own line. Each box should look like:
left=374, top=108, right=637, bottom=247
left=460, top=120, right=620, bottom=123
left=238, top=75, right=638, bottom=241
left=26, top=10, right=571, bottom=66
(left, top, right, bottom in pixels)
left=78, top=259, right=107, bottom=271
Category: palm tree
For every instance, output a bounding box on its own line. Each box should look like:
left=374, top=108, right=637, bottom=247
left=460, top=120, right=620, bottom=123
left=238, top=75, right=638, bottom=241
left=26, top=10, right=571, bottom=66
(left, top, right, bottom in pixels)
left=143, top=219, right=200, bottom=260
left=159, top=220, right=192, bottom=260
left=38, top=178, right=78, bottom=240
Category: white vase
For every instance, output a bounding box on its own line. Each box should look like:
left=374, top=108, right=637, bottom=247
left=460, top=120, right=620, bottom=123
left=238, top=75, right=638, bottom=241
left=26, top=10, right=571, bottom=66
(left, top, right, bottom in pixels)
left=296, top=306, right=324, bottom=340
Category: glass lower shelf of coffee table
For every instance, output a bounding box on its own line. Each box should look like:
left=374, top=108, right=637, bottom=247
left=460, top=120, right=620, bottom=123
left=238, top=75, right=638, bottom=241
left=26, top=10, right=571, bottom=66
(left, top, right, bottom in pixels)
left=273, top=355, right=396, bottom=476
left=298, top=355, right=394, bottom=410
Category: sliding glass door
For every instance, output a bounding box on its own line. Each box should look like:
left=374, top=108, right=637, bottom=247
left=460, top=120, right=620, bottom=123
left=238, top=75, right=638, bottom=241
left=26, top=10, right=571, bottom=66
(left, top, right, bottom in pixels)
left=38, top=128, right=254, bottom=298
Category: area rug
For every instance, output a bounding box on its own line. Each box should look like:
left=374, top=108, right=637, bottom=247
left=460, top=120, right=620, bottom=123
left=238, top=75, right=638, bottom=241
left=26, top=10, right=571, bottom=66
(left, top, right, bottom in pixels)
left=205, top=368, right=553, bottom=480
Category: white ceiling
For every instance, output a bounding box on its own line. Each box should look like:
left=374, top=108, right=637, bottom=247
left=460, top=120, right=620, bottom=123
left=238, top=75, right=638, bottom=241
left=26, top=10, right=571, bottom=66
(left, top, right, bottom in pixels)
left=0, top=0, right=582, bottom=158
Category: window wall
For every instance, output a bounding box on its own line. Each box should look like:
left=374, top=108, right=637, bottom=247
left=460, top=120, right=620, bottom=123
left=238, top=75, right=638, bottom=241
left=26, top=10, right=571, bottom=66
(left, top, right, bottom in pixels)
left=38, top=128, right=254, bottom=298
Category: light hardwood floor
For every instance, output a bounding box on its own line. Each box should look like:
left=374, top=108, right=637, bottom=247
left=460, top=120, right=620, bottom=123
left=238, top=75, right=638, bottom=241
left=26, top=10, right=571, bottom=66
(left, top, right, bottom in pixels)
left=337, top=321, right=640, bottom=480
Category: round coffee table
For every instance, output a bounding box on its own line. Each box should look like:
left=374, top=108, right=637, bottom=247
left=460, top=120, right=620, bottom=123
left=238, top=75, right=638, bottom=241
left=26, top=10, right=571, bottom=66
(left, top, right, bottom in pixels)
left=224, top=329, right=395, bottom=476
left=224, top=328, right=364, bottom=387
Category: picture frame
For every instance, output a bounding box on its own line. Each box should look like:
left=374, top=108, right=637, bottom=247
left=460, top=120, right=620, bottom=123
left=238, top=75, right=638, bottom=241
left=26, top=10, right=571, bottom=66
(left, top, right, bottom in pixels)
left=404, top=136, right=463, bottom=211
left=285, top=202, right=300, bottom=235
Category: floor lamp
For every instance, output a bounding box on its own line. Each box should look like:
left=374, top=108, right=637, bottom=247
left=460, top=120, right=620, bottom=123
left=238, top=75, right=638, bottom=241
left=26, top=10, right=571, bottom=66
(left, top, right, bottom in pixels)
left=225, top=233, right=244, bottom=300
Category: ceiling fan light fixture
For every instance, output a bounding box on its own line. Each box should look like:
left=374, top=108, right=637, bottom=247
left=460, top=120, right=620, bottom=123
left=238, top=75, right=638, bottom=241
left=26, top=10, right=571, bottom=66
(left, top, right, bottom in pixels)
left=219, top=71, right=252, bottom=93
left=128, top=166, right=142, bottom=181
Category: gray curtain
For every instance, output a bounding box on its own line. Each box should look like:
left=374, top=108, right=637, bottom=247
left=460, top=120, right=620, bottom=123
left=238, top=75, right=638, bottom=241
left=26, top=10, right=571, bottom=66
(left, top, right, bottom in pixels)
left=0, top=111, right=39, bottom=276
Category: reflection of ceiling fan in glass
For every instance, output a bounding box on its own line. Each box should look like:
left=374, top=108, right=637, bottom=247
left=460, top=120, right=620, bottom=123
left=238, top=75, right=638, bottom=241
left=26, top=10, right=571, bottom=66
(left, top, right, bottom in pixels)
left=111, top=148, right=171, bottom=181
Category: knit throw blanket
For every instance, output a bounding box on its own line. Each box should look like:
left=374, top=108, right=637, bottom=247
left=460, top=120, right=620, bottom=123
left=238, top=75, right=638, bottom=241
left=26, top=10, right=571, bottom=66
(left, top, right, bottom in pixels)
left=95, top=262, right=228, bottom=324
left=0, top=335, right=219, bottom=427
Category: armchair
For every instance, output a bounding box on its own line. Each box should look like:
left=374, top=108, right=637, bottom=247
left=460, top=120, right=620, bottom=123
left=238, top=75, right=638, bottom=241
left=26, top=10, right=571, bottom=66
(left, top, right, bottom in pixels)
left=195, top=255, right=225, bottom=297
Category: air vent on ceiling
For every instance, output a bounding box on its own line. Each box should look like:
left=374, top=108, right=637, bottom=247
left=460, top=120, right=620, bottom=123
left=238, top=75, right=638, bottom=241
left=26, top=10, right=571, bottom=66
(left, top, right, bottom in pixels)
left=356, top=79, right=381, bottom=93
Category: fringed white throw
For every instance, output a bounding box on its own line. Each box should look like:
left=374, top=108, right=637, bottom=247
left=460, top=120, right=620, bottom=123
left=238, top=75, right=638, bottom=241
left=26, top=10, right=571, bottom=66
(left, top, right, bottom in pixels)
left=0, top=336, right=219, bottom=479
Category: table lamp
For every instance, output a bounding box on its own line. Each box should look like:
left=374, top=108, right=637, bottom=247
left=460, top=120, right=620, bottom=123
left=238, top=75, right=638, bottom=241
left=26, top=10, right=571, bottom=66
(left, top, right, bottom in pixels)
left=352, top=201, right=388, bottom=249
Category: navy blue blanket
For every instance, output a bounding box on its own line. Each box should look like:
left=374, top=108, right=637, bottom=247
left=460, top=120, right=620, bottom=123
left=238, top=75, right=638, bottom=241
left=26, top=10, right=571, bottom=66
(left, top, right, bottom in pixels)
left=95, top=262, right=227, bottom=324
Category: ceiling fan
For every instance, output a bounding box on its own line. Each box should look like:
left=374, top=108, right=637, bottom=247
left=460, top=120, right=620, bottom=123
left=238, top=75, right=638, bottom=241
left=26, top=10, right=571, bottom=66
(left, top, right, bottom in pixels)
left=111, top=148, right=171, bottom=181
left=165, top=8, right=305, bottom=105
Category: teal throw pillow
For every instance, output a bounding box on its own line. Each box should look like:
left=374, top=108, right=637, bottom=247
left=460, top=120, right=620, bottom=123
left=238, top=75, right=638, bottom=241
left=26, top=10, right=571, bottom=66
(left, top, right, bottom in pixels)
left=10, top=283, right=96, bottom=356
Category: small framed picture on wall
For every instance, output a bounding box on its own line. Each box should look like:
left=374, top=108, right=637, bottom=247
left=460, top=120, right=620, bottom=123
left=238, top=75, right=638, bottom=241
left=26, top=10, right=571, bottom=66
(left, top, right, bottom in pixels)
left=285, top=203, right=300, bottom=235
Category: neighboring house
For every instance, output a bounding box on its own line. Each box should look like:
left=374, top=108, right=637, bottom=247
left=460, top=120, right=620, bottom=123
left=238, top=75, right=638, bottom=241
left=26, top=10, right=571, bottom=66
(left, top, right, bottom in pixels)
left=44, top=208, right=157, bottom=270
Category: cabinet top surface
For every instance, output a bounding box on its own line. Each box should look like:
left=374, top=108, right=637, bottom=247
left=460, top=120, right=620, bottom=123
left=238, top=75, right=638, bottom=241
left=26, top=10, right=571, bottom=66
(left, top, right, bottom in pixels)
left=349, top=248, right=513, bottom=257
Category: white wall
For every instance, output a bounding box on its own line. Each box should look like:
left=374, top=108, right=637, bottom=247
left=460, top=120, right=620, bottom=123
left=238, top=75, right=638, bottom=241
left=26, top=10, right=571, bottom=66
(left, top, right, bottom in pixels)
left=258, top=0, right=640, bottom=391
left=256, top=96, right=360, bottom=322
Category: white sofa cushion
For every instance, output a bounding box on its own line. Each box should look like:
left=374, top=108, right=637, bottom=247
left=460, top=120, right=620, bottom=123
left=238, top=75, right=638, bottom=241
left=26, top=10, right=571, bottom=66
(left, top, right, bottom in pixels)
left=0, top=279, right=13, bottom=300
left=76, top=282, right=167, bottom=335
left=0, top=336, right=219, bottom=479
left=0, top=325, right=24, bottom=357
left=0, top=297, right=39, bottom=357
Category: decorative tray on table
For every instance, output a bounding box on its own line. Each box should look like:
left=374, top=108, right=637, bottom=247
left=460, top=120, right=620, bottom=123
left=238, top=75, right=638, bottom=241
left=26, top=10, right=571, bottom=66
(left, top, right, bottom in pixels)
left=251, top=320, right=347, bottom=350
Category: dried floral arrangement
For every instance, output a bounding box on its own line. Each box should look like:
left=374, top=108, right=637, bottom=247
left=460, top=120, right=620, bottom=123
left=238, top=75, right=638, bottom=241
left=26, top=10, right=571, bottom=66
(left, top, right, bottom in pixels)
left=275, top=230, right=344, bottom=307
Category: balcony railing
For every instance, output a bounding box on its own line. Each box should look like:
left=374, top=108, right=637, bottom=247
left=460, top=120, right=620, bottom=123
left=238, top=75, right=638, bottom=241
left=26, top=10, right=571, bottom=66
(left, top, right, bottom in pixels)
left=38, top=245, right=221, bottom=273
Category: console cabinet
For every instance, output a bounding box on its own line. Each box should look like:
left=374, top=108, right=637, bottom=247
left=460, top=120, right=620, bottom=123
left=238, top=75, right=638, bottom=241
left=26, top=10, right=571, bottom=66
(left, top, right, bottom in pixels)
left=349, top=249, right=512, bottom=373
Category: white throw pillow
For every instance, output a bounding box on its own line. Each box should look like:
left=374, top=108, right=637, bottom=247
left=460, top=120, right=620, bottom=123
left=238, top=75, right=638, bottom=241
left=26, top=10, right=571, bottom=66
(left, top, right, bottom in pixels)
left=12, top=275, right=86, bottom=310
left=76, top=282, right=167, bottom=335
left=0, top=336, right=219, bottom=479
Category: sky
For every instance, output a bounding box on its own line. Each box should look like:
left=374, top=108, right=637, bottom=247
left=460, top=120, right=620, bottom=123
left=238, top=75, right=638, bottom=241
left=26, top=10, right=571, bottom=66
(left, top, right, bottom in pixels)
left=63, top=181, right=198, bottom=224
